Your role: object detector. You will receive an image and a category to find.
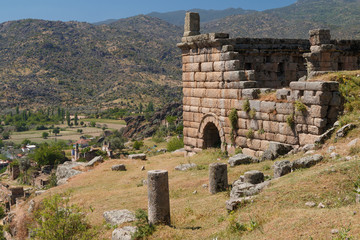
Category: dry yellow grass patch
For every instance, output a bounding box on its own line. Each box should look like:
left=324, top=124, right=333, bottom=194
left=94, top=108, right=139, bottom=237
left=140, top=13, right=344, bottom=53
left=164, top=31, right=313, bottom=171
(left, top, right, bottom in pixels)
left=15, top=146, right=360, bottom=239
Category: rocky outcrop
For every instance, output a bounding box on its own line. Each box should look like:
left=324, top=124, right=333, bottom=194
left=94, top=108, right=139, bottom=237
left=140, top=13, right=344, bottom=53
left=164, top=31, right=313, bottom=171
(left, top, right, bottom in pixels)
left=122, top=102, right=182, bottom=139
left=56, top=161, right=85, bottom=185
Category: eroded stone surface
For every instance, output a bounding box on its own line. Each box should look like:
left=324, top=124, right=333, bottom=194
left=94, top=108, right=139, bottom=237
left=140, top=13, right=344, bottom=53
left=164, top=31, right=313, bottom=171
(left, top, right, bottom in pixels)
left=103, top=210, right=135, bottom=225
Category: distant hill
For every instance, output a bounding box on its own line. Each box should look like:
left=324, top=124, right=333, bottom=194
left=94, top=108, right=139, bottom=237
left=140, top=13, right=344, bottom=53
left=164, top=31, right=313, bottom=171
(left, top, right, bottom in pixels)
left=92, top=8, right=256, bottom=26
left=0, top=16, right=182, bottom=112
left=203, top=0, right=360, bottom=39
left=1, top=0, right=360, bottom=112
left=147, top=8, right=257, bottom=26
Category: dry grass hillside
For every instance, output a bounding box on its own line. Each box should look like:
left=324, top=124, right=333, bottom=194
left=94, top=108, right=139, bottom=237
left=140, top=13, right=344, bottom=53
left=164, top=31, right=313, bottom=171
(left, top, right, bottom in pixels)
left=12, top=71, right=360, bottom=239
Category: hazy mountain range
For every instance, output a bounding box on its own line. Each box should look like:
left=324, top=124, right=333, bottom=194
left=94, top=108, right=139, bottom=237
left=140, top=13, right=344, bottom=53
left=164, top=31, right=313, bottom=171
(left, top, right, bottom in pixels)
left=0, top=0, right=359, bottom=112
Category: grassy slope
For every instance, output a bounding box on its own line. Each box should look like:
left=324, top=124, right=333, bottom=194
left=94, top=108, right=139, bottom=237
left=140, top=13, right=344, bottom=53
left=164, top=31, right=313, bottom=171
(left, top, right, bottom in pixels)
left=23, top=146, right=360, bottom=239
left=14, top=72, right=360, bottom=239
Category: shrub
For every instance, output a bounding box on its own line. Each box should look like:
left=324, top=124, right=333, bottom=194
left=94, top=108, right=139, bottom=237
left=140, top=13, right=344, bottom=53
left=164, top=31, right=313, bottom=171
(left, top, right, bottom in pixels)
left=349, top=146, right=360, bottom=155
left=246, top=129, right=254, bottom=139
left=167, top=137, right=184, bottom=152
left=286, top=114, right=295, bottom=128
left=294, top=100, right=307, bottom=114
left=0, top=206, right=5, bottom=219
left=31, top=193, right=96, bottom=240
left=42, top=132, right=49, bottom=139
left=243, top=99, right=250, bottom=112
left=31, top=143, right=67, bottom=167
left=2, top=131, right=10, bottom=140
left=229, top=108, right=238, bottom=130
left=249, top=108, right=256, bottom=119
left=132, top=209, right=155, bottom=240
left=90, top=121, right=96, bottom=127
left=133, top=141, right=144, bottom=150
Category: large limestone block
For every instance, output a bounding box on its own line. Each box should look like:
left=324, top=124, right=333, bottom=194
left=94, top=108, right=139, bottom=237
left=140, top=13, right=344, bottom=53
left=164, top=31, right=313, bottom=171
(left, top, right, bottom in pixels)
left=201, top=62, right=214, bottom=72
left=225, top=60, right=240, bottom=71
left=184, top=63, right=200, bottom=72
left=223, top=71, right=247, bottom=81
left=220, top=52, right=238, bottom=61
left=192, top=88, right=206, bottom=98
left=214, top=61, right=225, bottom=71
left=309, top=105, right=328, bottom=118
left=222, top=89, right=239, bottom=99
left=276, top=102, right=294, bottom=115
left=299, top=134, right=319, bottom=145
left=260, top=101, right=276, bottom=113
left=206, top=72, right=223, bottom=82
left=194, top=72, right=206, bottom=81
left=182, top=72, right=195, bottom=82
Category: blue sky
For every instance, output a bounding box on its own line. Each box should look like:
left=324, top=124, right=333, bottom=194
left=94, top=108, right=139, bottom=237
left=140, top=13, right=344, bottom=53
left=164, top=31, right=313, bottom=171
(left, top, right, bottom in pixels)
left=0, top=0, right=297, bottom=23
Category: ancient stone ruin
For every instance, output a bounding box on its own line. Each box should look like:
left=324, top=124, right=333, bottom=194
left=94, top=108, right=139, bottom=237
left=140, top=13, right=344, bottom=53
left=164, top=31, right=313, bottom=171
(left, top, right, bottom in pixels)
left=177, top=12, right=360, bottom=157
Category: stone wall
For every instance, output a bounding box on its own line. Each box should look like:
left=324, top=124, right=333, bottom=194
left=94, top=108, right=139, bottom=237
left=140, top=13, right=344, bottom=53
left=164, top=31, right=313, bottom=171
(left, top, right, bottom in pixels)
left=178, top=12, right=354, bottom=156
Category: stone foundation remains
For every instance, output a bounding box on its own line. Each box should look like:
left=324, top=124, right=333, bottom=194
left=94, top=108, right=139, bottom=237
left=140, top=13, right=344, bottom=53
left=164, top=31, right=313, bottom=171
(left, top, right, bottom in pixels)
left=177, top=12, right=360, bottom=156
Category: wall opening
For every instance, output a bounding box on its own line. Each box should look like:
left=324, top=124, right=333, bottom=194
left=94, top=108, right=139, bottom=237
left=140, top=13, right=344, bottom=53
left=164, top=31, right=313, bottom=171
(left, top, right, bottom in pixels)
left=202, top=122, right=221, bottom=149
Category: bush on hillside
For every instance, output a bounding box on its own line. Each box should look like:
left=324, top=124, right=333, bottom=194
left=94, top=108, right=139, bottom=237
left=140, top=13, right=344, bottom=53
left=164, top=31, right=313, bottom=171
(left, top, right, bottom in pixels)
left=31, top=193, right=96, bottom=240
left=167, top=137, right=184, bottom=152
left=31, top=143, right=67, bottom=167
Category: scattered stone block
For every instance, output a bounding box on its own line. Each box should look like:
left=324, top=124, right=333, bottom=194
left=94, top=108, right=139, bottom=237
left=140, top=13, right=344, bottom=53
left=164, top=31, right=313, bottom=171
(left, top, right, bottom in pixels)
left=112, top=226, right=137, bottom=240
left=85, top=156, right=104, bottom=167
left=305, top=201, right=316, bottom=207
left=128, top=154, right=146, bottom=160
left=35, top=190, right=46, bottom=196
left=103, top=210, right=135, bottom=225
left=228, top=154, right=259, bottom=167
left=262, top=142, right=293, bottom=161
left=112, top=164, right=126, bottom=171
left=148, top=170, right=171, bottom=225
left=315, top=127, right=335, bottom=144
left=209, top=163, right=228, bottom=194
left=175, top=163, right=197, bottom=171
left=273, top=160, right=292, bottom=178
left=226, top=196, right=254, bottom=211
left=336, top=124, right=356, bottom=138
left=292, top=154, right=323, bottom=170
left=244, top=170, right=264, bottom=184
left=330, top=152, right=339, bottom=159
left=302, top=144, right=315, bottom=152
left=348, top=138, right=359, bottom=147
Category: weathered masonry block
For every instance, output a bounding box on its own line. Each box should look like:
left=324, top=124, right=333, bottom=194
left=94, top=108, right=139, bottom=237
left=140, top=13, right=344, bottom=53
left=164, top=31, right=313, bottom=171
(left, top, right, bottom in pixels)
left=178, top=12, right=359, bottom=156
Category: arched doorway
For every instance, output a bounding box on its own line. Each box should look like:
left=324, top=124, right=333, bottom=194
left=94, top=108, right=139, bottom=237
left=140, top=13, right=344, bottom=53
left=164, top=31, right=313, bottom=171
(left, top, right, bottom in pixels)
left=202, top=122, right=221, bottom=149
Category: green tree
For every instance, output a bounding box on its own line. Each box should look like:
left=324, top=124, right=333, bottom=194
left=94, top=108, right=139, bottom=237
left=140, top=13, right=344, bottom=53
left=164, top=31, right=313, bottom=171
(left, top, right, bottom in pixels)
left=22, top=139, right=31, bottom=145
left=66, top=111, right=71, bottom=126
left=139, top=103, right=143, bottom=113
left=42, top=132, right=49, bottom=139
left=146, top=101, right=154, bottom=112
left=31, top=144, right=66, bottom=167
left=52, top=128, right=60, bottom=136
left=90, top=121, right=96, bottom=127
left=74, top=113, right=78, bottom=126
left=32, top=193, right=96, bottom=240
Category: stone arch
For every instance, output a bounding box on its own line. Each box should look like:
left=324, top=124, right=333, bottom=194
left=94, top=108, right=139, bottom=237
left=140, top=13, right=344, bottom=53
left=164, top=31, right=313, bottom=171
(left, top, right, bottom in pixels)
left=198, top=114, right=225, bottom=149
